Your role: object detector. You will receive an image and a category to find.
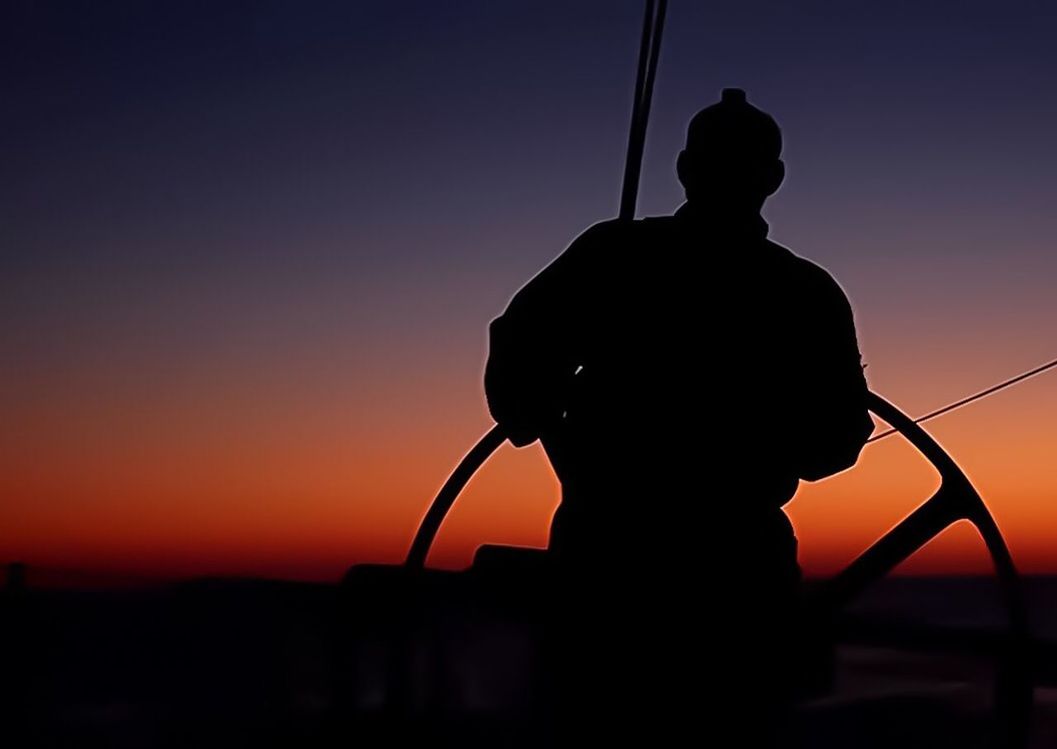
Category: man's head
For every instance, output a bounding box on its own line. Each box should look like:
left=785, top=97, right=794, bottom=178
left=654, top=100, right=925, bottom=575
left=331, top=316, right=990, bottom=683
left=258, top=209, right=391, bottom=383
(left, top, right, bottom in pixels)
left=676, top=88, right=784, bottom=212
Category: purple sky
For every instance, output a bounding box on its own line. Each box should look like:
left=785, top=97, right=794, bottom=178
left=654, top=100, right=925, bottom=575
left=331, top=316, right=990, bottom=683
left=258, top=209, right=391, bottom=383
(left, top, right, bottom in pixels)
left=3, top=1, right=1056, bottom=578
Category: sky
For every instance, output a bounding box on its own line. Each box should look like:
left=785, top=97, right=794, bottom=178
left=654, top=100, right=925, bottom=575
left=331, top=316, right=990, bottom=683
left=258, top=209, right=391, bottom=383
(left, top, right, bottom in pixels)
left=2, top=0, right=1056, bottom=583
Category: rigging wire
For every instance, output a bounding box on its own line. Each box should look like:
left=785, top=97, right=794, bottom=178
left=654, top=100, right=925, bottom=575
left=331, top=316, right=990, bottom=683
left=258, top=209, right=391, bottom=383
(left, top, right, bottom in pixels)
left=867, top=356, right=1057, bottom=443
left=619, top=0, right=667, bottom=221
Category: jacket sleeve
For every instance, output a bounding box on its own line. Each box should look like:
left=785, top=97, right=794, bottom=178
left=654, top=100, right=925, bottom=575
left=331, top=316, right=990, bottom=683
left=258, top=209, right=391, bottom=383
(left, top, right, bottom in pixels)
left=789, top=267, right=874, bottom=481
left=484, top=222, right=610, bottom=447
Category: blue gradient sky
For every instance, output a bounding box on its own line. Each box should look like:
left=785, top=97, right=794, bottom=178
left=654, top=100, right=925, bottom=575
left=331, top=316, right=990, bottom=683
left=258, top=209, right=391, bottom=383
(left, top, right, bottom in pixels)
left=3, top=1, right=1056, bottom=580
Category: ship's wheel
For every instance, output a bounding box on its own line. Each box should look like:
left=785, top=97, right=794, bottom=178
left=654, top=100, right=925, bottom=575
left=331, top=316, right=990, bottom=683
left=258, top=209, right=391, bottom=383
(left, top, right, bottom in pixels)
left=404, top=391, right=1032, bottom=748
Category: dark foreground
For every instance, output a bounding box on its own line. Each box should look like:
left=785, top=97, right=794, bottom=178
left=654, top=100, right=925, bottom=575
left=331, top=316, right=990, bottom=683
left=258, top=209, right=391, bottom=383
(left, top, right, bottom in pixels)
left=2, top=573, right=1056, bottom=748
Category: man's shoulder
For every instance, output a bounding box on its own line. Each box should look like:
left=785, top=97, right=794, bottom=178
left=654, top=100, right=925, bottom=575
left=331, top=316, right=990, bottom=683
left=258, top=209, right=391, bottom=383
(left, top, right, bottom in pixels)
left=555, top=216, right=677, bottom=267
left=764, top=239, right=852, bottom=305
left=571, top=215, right=677, bottom=243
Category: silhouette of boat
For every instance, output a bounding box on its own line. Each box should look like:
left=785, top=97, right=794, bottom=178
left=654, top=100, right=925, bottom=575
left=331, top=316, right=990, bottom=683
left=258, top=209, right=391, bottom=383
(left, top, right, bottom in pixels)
left=336, top=392, right=1033, bottom=748
left=334, top=2, right=1033, bottom=744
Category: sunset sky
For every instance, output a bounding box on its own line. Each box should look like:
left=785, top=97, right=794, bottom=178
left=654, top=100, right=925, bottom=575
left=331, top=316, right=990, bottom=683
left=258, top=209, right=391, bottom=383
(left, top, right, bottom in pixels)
left=3, top=1, right=1056, bottom=583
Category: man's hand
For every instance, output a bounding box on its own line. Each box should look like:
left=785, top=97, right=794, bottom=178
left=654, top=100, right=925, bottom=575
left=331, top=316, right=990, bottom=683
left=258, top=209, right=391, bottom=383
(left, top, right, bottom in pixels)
left=484, top=316, right=574, bottom=447
left=482, top=220, right=618, bottom=448
left=786, top=263, right=874, bottom=482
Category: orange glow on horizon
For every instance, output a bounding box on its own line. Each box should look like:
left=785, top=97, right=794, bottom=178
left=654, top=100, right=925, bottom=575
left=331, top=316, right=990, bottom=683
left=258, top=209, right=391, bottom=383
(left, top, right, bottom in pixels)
left=2, top=340, right=1055, bottom=584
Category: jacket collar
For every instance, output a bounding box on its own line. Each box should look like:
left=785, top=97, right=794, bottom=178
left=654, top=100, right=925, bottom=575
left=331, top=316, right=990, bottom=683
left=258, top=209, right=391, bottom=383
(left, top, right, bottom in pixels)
left=673, top=202, right=769, bottom=239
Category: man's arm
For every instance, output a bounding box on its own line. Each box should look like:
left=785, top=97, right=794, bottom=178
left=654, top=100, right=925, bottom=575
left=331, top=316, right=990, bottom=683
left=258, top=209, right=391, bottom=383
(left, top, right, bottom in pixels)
left=788, top=265, right=874, bottom=481
left=484, top=221, right=613, bottom=447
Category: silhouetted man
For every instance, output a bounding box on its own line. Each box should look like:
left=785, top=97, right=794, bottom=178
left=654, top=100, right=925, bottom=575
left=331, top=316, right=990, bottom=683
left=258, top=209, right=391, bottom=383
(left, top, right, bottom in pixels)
left=484, top=88, right=874, bottom=745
